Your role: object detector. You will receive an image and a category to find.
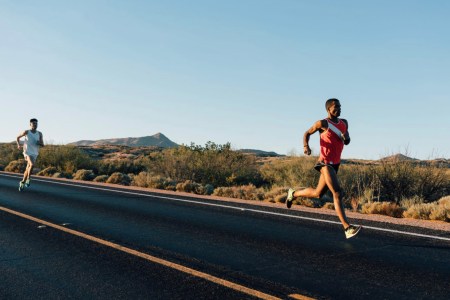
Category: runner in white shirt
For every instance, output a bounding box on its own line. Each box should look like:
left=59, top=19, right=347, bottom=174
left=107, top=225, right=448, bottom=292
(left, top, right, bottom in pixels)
left=16, top=118, right=44, bottom=191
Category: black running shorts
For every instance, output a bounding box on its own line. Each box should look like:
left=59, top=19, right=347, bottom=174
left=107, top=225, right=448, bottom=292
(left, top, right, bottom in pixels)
left=314, top=161, right=340, bottom=173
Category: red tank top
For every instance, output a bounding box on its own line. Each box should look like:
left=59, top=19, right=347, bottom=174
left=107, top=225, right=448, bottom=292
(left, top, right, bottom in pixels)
left=319, top=118, right=347, bottom=164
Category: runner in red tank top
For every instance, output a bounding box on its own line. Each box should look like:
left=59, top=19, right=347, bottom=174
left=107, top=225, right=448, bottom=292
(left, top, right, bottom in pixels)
left=286, top=99, right=361, bottom=239
left=319, top=118, right=347, bottom=165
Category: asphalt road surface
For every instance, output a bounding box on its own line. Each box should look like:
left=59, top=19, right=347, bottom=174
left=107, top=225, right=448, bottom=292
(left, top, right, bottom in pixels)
left=1, top=172, right=449, bottom=300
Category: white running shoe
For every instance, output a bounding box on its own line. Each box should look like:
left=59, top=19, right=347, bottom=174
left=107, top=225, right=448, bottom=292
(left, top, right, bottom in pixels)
left=19, top=181, right=25, bottom=192
left=345, top=225, right=362, bottom=239
left=286, top=188, right=295, bottom=208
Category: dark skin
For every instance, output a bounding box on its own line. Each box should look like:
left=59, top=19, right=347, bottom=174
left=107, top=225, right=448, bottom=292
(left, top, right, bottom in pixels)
left=295, top=100, right=351, bottom=229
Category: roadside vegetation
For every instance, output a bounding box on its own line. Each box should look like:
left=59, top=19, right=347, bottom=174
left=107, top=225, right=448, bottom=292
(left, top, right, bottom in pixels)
left=1, top=142, right=449, bottom=222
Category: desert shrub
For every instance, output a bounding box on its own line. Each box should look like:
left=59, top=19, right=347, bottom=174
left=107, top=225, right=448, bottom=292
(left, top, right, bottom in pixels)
left=299, top=198, right=322, bottom=208
left=37, top=145, right=96, bottom=173
left=0, top=143, right=22, bottom=166
left=374, top=158, right=449, bottom=203
left=97, top=159, right=145, bottom=176
left=5, top=159, right=27, bottom=173
left=322, top=202, right=335, bottom=210
left=213, top=187, right=235, bottom=198
left=239, top=184, right=265, bottom=200
left=438, top=195, right=450, bottom=208
left=37, top=166, right=58, bottom=177
left=93, top=175, right=109, bottom=183
left=437, top=196, right=450, bottom=221
left=260, top=156, right=319, bottom=188
left=203, top=184, right=214, bottom=195
left=361, top=201, right=404, bottom=218
left=264, top=187, right=287, bottom=203
left=132, top=172, right=176, bottom=190
left=213, top=184, right=265, bottom=200
left=403, top=196, right=450, bottom=222
left=429, top=205, right=447, bottom=221
left=52, top=172, right=71, bottom=179
left=176, top=180, right=209, bottom=195
left=403, top=203, right=434, bottom=220
left=144, top=142, right=262, bottom=187
left=400, top=195, right=425, bottom=209
left=106, top=172, right=131, bottom=185
left=73, top=169, right=95, bottom=181
left=339, top=164, right=381, bottom=208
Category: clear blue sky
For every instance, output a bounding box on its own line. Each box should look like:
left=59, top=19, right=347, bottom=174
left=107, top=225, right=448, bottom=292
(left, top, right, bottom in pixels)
left=1, top=0, right=449, bottom=159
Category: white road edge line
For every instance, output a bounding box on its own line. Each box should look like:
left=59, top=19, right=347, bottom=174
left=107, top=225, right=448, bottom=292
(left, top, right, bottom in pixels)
left=3, top=174, right=450, bottom=242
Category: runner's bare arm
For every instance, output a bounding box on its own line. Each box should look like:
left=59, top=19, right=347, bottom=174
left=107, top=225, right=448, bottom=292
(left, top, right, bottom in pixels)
left=16, top=130, right=28, bottom=149
left=341, top=119, right=351, bottom=145
left=303, top=120, right=328, bottom=155
left=38, top=132, right=44, bottom=147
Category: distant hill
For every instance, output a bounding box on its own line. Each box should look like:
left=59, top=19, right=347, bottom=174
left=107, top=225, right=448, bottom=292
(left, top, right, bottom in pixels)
left=69, top=133, right=178, bottom=148
left=238, top=149, right=282, bottom=157
left=343, top=154, right=450, bottom=168
left=380, top=154, right=419, bottom=162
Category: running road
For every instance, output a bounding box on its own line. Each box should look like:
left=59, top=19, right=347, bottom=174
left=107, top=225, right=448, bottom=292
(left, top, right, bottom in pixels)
left=0, top=173, right=449, bottom=299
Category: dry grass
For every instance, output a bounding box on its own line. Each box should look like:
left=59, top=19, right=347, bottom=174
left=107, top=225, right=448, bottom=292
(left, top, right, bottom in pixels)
left=37, top=166, right=58, bottom=177
left=5, top=159, right=27, bottom=173
left=133, top=172, right=176, bottom=190
left=403, top=196, right=450, bottom=221
left=93, top=175, right=109, bottom=183
left=106, top=172, right=131, bottom=186
left=263, top=187, right=287, bottom=203
left=73, top=169, right=95, bottom=181
left=361, top=202, right=404, bottom=218
left=176, top=180, right=212, bottom=195
left=322, top=202, right=335, bottom=210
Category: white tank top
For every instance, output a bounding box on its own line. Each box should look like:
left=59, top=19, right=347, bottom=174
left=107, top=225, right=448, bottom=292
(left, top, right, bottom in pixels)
left=24, top=130, right=41, bottom=157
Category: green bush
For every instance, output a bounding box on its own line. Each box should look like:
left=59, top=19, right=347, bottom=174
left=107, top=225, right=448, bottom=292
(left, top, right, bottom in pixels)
left=204, top=184, right=214, bottom=195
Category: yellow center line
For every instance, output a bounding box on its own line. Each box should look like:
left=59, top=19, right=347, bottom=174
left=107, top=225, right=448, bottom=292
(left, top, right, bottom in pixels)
left=0, top=205, right=286, bottom=300
left=289, top=294, right=316, bottom=300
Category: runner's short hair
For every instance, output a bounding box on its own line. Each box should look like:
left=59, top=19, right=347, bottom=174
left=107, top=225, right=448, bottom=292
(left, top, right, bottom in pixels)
left=30, top=118, right=38, bottom=123
left=325, top=98, right=339, bottom=111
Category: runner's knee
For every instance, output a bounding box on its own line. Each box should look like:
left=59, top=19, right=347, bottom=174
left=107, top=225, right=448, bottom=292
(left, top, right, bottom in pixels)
left=332, top=189, right=342, bottom=199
